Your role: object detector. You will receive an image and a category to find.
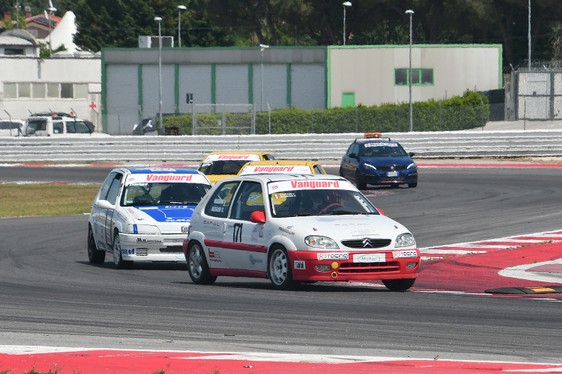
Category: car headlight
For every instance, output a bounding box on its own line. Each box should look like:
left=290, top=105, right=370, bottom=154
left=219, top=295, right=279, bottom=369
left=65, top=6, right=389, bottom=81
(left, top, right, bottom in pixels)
left=131, top=224, right=161, bottom=235
left=407, top=163, right=417, bottom=170
left=363, top=163, right=377, bottom=170
left=395, top=233, right=416, bottom=248
left=305, top=236, right=339, bottom=249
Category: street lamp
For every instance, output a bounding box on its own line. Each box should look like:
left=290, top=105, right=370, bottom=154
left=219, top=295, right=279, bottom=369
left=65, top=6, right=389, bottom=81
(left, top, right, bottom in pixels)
left=177, top=5, right=186, bottom=48
left=47, top=6, right=56, bottom=54
left=155, top=16, right=163, bottom=129
left=342, top=1, right=352, bottom=46
left=405, top=9, right=414, bottom=132
left=527, top=0, right=531, bottom=72
left=260, top=43, right=269, bottom=112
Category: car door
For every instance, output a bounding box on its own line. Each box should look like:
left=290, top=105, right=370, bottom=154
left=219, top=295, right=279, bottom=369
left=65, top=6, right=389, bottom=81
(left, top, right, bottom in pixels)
left=341, top=143, right=359, bottom=179
left=201, top=180, right=240, bottom=270
left=222, top=181, right=268, bottom=273
left=100, top=173, right=124, bottom=249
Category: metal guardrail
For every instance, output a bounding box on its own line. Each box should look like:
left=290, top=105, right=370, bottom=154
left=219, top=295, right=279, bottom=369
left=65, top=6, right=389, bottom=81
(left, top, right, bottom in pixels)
left=2, top=130, right=562, bottom=164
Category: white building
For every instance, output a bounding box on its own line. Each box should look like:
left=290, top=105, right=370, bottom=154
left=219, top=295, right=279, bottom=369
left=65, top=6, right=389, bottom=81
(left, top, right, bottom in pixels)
left=0, top=11, right=101, bottom=129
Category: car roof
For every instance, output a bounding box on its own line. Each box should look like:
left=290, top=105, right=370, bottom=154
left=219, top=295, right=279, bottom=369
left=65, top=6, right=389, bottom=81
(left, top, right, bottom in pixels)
left=111, top=167, right=203, bottom=175
left=220, top=173, right=345, bottom=184
left=242, top=160, right=320, bottom=167
left=202, top=151, right=272, bottom=160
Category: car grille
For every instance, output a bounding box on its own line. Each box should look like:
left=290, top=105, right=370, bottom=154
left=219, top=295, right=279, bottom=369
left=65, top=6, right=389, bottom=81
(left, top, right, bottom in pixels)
left=160, top=246, right=183, bottom=253
left=379, top=165, right=406, bottom=171
left=341, top=238, right=391, bottom=248
left=339, top=261, right=400, bottom=273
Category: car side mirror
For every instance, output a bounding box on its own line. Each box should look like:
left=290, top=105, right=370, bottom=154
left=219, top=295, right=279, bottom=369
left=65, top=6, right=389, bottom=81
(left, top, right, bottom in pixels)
left=96, top=199, right=114, bottom=209
left=250, top=210, right=266, bottom=224
left=409, top=152, right=415, bottom=157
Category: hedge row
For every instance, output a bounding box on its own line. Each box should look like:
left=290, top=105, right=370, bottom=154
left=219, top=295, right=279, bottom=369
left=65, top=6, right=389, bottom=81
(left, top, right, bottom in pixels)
left=162, top=90, right=489, bottom=135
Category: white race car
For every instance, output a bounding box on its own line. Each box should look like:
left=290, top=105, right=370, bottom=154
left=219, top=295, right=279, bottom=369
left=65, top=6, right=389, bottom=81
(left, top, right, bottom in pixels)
left=88, top=167, right=211, bottom=268
left=184, top=174, right=420, bottom=290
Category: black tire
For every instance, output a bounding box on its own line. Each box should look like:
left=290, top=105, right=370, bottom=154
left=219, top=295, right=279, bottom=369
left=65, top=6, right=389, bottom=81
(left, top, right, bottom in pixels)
left=408, top=182, right=418, bottom=188
left=355, top=170, right=367, bottom=190
left=87, top=226, right=105, bottom=264
left=382, top=278, right=416, bottom=292
left=112, top=232, right=132, bottom=269
left=187, top=241, right=217, bottom=285
left=268, top=246, right=295, bottom=290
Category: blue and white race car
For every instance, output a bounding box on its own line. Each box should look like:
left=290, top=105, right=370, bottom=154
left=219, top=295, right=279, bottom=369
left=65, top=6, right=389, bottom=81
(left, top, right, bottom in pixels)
left=87, top=167, right=211, bottom=268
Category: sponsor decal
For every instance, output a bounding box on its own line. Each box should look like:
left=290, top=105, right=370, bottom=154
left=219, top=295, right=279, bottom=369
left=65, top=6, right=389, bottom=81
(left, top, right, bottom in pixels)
left=364, top=142, right=398, bottom=148
left=278, top=227, right=295, bottom=235
left=205, top=154, right=261, bottom=162
left=290, top=180, right=339, bottom=189
left=393, top=250, right=418, bottom=259
left=126, top=174, right=209, bottom=185
left=353, top=253, right=386, bottom=263
left=268, top=180, right=356, bottom=193
left=136, top=237, right=162, bottom=244
left=208, top=249, right=221, bottom=262
left=317, top=252, right=349, bottom=261
left=294, top=260, right=306, bottom=270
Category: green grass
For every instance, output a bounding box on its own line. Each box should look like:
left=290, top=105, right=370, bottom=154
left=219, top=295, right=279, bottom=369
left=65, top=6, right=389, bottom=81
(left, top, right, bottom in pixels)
left=0, top=184, right=101, bottom=218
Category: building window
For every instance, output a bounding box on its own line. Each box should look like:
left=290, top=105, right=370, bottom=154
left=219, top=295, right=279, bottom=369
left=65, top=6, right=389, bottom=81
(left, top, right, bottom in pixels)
left=395, top=68, right=434, bottom=86
left=47, top=83, right=59, bottom=98
left=395, top=69, right=408, bottom=85
left=4, top=83, right=17, bottom=98
left=4, top=48, right=25, bottom=55
left=74, top=84, right=89, bottom=99
left=32, top=83, right=46, bottom=98
left=61, top=83, right=73, bottom=98
left=18, top=83, right=31, bottom=97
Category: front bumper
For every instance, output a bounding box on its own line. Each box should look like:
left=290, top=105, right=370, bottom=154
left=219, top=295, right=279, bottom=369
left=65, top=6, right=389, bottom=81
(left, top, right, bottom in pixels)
left=363, top=170, right=418, bottom=186
left=287, top=248, right=420, bottom=282
left=119, top=233, right=186, bottom=262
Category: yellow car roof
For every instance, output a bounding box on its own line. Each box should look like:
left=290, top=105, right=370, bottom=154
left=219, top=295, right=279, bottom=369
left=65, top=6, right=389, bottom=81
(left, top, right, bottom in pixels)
left=200, top=151, right=272, bottom=162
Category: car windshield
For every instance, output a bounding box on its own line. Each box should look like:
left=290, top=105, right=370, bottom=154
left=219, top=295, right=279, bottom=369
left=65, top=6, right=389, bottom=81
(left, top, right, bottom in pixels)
left=199, top=160, right=249, bottom=175
left=360, top=143, right=408, bottom=157
left=269, top=188, right=379, bottom=218
left=121, top=182, right=210, bottom=206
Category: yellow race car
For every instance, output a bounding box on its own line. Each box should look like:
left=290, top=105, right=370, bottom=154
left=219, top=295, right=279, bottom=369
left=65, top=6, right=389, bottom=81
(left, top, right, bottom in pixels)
left=198, top=151, right=275, bottom=184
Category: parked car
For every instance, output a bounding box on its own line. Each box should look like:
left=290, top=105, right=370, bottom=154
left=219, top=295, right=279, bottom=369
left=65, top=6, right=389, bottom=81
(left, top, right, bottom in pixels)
left=87, top=167, right=212, bottom=268
left=25, top=116, right=99, bottom=136
left=237, top=160, right=327, bottom=176
left=340, top=133, right=418, bottom=188
left=198, top=151, right=275, bottom=184
left=0, top=119, right=24, bottom=137
left=184, top=174, right=420, bottom=290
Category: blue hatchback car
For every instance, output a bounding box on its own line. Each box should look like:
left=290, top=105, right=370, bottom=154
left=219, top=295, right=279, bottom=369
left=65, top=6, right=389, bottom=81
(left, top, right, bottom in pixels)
left=339, top=133, right=418, bottom=189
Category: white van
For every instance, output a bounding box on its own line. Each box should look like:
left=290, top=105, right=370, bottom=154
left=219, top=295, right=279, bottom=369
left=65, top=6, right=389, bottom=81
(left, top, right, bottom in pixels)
left=0, top=120, right=24, bottom=137
left=24, top=116, right=100, bottom=136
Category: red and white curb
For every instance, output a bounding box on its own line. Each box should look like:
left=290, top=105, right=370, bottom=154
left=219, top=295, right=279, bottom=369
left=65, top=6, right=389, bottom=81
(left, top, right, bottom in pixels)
left=2, top=346, right=562, bottom=374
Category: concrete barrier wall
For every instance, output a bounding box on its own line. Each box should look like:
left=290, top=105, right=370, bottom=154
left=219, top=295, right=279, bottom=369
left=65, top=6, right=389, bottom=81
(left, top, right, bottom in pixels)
left=2, top=130, right=562, bottom=163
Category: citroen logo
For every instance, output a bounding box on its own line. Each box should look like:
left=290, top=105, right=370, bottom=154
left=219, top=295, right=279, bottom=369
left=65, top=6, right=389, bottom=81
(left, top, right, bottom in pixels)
left=362, top=238, right=373, bottom=248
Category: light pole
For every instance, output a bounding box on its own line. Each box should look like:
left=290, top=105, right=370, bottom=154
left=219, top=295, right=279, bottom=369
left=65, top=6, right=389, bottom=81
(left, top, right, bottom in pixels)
left=406, top=9, right=414, bottom=132
left=177, top=5, right=186, bottom=48
left=342, top=1, right=352, bottom=45
left=260, top=44, right=269, bottom=112
left=527, top=0, right=531, bottom=72
left=47, top=6, right=56, bottom=54
left=155, top=16, right=163, bottom=129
